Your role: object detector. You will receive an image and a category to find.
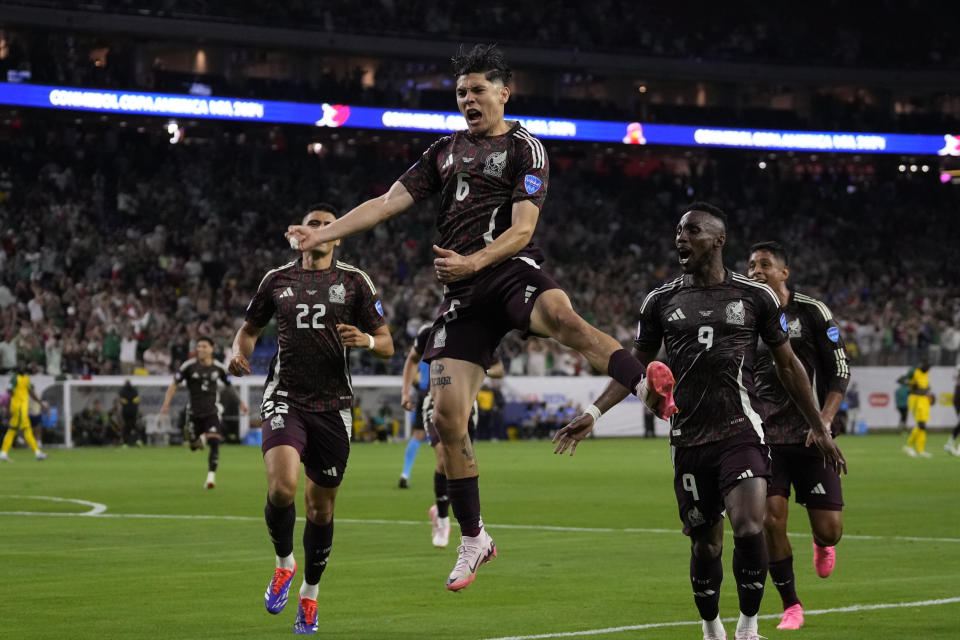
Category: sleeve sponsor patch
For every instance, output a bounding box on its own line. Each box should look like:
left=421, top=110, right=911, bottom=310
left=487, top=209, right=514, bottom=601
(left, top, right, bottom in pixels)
left=827, top=326, right=840, bottom=342
left=524, top=174, right=543, bottom=194
left=375, top=300, right=384, bottom=316
left=779, top=314, right=788, bottom=332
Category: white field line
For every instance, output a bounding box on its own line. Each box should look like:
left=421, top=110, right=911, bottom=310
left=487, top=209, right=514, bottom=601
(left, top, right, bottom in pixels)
left=1, top=495, right=959, bottom=545
left=480, top=596, right=960, bottom=640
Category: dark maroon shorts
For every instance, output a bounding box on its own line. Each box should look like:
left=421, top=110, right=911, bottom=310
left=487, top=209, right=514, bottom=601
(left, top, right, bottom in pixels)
left=422, top=257, right=561, bottom=369
left=261, top=405, right=352, bottom=488
left=187, top=412, right=222, bottom=438
left=672, top=429, right=772, bottom=535
left=768, top=444, right=844, bottom=511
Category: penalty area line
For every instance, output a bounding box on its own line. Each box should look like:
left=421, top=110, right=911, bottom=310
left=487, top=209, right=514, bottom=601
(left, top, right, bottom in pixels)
left=480, top=596, right=960, bottom=640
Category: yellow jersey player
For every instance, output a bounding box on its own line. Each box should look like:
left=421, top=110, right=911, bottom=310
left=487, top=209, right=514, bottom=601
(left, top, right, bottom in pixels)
left=903, top=360, right=934, bottom=457
left=1, top=365, right=49, bottom=461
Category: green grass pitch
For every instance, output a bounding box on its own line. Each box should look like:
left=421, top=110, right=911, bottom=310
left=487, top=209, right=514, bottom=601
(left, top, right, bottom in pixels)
left=2, top=432, right=958, bottom=639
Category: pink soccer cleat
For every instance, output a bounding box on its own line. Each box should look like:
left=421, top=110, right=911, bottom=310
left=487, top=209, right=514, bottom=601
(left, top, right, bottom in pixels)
left=813, top=542, right=836, bottom=578
left=639, top=361, right=678, bottom=420
left=777, top=603, right=805, bottom=629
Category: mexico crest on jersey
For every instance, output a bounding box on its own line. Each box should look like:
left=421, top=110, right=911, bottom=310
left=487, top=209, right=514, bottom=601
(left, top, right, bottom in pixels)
left=725, top=299, right=745, bottom=325
left=328, top=283, right=346, bottom=304
left=484, top=151, right=507, bottom=178
left=433, top=325, right=447, bottom=348
left=787, top=318, right=802, bottom=338
left=270, top=414, right=285, bottom=430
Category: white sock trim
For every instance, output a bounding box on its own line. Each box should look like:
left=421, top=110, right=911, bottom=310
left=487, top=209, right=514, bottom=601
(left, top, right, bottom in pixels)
left=299, top=581, right=319, bottom=600
left=277, top=553, right=295, bottom=570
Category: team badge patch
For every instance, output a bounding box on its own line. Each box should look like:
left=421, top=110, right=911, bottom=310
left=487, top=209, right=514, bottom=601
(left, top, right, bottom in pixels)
left=328, top=283, right=346, bottom=304
left=433, top=325, right=447, bottom=349
left=827, top=326, right=840, bottom=342
left=788, top=317, right=802, bottom=338
left=524, top=174, right=543, bottom=194
left=725, top=300, right=745, bottom=326
left=779, top=313, right=788, bottom=331
left=270, top=414, right=285, bottom=431
left=484, top=151, right=507, bottom=178
left=375, top=300, right=384, bottom=316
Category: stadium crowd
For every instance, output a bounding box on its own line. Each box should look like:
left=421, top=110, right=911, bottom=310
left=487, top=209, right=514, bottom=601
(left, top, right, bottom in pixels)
left=1, top=117, right=957, bottom=380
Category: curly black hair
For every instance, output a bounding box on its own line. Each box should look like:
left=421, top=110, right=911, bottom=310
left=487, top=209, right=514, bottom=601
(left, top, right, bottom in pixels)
left=451, top=44, right=512, bottom=84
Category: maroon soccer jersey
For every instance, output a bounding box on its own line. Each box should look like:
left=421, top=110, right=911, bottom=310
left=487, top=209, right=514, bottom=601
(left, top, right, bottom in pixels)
left=245, top=259, right=385, bottom=412
left=399, top=121, right=548, bottom=263
left=175, top=359, right=230, bottom=417
left=635, top=270, right=788, bottom=447
left=754, top=290, right=850, bottom=444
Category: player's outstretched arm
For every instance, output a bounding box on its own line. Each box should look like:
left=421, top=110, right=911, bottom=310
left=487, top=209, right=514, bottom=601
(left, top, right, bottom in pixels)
left=432, top=199, right=539, bottom=283
left=287, top=181, right=414, bottom=251
left=229, top=322, right=263, bottom=377
left=552, top=349, right=653, bottom=456
left=770, top=341, right=847, bottom=475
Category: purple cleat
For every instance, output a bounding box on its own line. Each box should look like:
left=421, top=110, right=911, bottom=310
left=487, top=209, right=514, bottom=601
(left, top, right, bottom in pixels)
left=264, top=562, right=296, bottom=614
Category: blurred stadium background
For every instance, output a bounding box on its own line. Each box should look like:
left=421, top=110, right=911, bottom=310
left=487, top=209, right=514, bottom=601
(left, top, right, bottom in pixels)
left=0, top=2, right=958, bottom=638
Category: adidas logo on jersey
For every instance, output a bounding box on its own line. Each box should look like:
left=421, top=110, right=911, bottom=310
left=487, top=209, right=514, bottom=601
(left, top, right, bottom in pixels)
left=737, top=469, right=755, bottom=480
left=667, top=308, right=686, bottom=321
left=322, top=467, right=338, bottom=477
left=442, top=153, right=453, bottom=170
left=524, top=285, right=538, bottom=303
left=279, top=287, right=294, bottom=299
left=810, top=482, right=826, bottom=495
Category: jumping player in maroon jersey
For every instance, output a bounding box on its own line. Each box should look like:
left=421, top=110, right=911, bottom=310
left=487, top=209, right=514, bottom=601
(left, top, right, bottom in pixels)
left=553, top=203, right=846, bottom=640
left=229, top=204, right=394, bottom=635
left=285, top=44, right=675, bottom=592
left=748, top=241, right=850, bottom=630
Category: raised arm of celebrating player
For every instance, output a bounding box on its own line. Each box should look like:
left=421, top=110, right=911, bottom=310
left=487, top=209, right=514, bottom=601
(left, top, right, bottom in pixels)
left=286, top=182, right=414, bottom=252
left=769, top=341, right=847, bottom=474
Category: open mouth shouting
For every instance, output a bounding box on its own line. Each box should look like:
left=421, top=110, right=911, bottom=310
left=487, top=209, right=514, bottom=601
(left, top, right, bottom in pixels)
left=464, top=108, right=483, bottom=127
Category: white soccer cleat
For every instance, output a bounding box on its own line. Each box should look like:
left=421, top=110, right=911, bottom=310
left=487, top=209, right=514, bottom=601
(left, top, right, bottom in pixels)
left=35, top=451, right=48, bottom=461
left=902, top=445, right=917, bottom=457
left=733, top=631, right=762, bottom=640
left=918, top=451, right=933, bottom=458
left=0, top=451, right=10, bottom=462
left=429, top=505, right=451, bottom=548
left=702, top=624, right=727, bottom=640
left=445, top=528, right=496, bottom=591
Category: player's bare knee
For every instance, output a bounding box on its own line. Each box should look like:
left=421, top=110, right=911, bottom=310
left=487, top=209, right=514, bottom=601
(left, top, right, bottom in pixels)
left=763, top=508, right=786, bottom=534
left=305, top=504, right=333, bottom=525
left=813, top=522, right=843, bottom=546
left=267, top=486, right=296, bottom=507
